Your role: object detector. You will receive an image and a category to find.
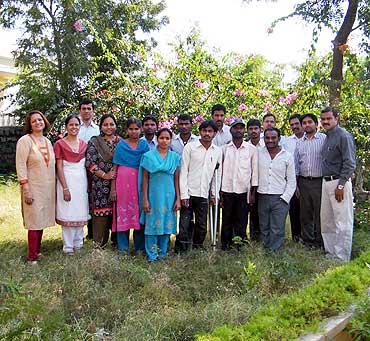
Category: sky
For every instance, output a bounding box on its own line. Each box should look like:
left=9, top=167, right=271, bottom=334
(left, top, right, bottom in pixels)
left=0, top=0, right=361, bottom=71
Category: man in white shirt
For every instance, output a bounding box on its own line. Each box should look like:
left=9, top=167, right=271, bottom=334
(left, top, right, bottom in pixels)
left=211, top=104, right=232, bottom=147
left=221, top=119, right=258, bottom=250
left=77, top=99, right=100, bottom=240
left=258, top=128, right=296, bottom=251
left=176, top=120, right=222, bottom=252
left=141, top=115, right=158, bottom=150
left=246, top=119, right=264, bottom=241
left=284, top=114, right=304, bottom=242
left=78, top=100, right=100, bottom=142
left=171, top=113, right=199, bottom=155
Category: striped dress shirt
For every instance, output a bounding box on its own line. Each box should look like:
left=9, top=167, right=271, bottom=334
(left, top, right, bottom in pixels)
left=294, top=132, right=326, bottom=177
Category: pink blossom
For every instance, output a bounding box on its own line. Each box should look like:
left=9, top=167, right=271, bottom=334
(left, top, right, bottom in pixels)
left=238, top=103, right=248, bottom=112
left=263, top=102, right=273, bottom=112
left=194, top=114, right=205, bottom=123
left=159, top=121, right=174, bottom=129
left=193, top=80, right=204, bottom=88
left=234, top=89, right=244, bottom=97
left=73, top=20, right=85, bottom=32
left=153, top=63, right=161, bottom=72
left=127, top=98, right=133, bottom=105
left=278, top=92, right=298, bottom=105
left=267, top=27, right=274, bottom=34
left=225, top=116, right=241, bottom=125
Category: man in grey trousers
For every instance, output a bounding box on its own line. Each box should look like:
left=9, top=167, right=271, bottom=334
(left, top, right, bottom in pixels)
left=257, top=128, right=296, bottom=251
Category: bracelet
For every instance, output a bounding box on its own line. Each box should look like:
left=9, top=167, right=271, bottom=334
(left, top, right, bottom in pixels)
left=63, top=188, right=69, bottom=191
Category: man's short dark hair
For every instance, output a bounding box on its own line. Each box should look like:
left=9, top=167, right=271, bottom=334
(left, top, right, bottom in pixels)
left=177, top=113, right=193, bottom=124
left=247, top=118, right=261, bottom=129
left=199, top=120, right=218, bottom=132
left=264, top=127, right=281, bottom=138
left=262, top=113, right=276, bottom=122
left=79, top=99, right=95, bottom=110
left=211, top=104, right=226, bottom=116
left=300, top=113, right=318, bottom=125
left=142, top=115, right=158, bottom=126
left=289, top=114, right=301, bottom=123
left=321, top=107, right=339, bottom=118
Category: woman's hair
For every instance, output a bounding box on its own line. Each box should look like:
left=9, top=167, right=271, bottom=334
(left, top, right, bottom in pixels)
left=156, top=127, right=173, bottom=139
left=65, top=114, right=81, bottom=126
left=99, top=114, right=117, bottom=130
left=23, top=110, right=51, bottom=134
left=126, top=117, right=142, bottom=129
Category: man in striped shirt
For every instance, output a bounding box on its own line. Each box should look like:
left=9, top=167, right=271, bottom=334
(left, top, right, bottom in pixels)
left=294, top=114, right=326, bottom=248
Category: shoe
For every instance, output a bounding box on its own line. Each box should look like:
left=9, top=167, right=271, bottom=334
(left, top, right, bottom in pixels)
left=64, top=251, right=74, bottom=256
left=27, top=260, right=38, bottom=265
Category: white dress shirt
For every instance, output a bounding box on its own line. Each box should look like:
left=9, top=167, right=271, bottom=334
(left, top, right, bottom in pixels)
left=213, top=124, right=232, bottom=146
left=248, top=139, right=265, bottom=149
left=78, top=121, right=100, bottom=142
left=221, top=141, right=258, bottom=194
left=257, top=147, right=296, bottom=203
left=282, top=134, right=303, bottom=155
left=180, top=141, right=222, bottom=200
left=171, top=133, right=199, bottom=155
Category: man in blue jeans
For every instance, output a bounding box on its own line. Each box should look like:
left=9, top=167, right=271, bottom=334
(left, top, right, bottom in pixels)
left=257, top=128, right=296, bottom=251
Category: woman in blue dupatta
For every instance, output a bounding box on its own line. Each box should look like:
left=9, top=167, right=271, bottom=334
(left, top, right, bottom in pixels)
left=140, top=128, right=181, bottom=261
left=111, top=118, right=149, bottom=253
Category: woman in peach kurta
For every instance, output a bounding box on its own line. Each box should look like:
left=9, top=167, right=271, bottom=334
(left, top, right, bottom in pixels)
left=16, top=111, right=55, bottom=263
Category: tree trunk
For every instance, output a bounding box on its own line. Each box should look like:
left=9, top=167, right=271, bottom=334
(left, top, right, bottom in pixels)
left=329, top=0, right=359, bottom=107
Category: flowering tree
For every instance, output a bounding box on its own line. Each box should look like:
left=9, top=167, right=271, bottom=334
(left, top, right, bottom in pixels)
left=88, top=30, right=301, bottom=134
left=0, top=0, right=168, bottom=121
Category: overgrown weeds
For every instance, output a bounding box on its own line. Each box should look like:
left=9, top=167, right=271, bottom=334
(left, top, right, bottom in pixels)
left=1, top=180, right=369, bottom=340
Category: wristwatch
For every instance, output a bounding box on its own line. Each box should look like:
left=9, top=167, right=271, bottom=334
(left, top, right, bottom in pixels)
left=337, top=185, right=344, bottom=190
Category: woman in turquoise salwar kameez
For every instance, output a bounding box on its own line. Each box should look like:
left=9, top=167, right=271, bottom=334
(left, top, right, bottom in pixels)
left=140, top=128, right=181, bottom=261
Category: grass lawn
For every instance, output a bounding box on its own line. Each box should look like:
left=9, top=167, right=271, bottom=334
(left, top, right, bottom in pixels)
left=0, top=177, right=369, bottom=340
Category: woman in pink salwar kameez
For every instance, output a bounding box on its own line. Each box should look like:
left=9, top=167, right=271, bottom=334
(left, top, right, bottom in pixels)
left=111, top=118, right=149, bottom=253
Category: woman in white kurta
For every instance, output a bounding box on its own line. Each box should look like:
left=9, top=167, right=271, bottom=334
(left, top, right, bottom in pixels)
left=16, top=111, right=55, bottom=263
left=54, top=115, right=88, bottom=254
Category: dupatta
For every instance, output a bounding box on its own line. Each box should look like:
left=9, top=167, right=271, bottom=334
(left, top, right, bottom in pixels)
left=113, top=139, right=149, bottom=169
left=140, top=149, right=181, bottom=175
left=89, top=135, right=119, bottom=163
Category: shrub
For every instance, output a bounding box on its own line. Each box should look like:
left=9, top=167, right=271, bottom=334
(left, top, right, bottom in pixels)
left=198, top=250, right=370, bottom=341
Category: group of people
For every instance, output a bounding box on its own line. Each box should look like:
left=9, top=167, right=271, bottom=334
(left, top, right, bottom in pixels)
left=16, top=100, right=356, bottom=264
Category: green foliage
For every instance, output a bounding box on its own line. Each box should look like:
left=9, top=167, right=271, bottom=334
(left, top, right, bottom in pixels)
left=198, top=250, right=370, bottom=341
left=347, top=295, right=370, bottom=340
left=0, top=0, right=168, bottom=122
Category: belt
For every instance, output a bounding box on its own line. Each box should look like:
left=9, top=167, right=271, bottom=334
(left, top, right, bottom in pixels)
left=323, top=175, right=339, bottom=181
left=300, top=176, right=322, bottom=180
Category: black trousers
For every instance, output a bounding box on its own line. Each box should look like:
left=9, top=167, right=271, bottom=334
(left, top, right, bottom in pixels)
left=221, top=192, right=249, bottom=250
left=175, top=196, right=208, bottom=252
left=249, top=192, right=260, bottom=241
left=298, top=177, right=323, bottom=247
left=87, top=219, right=93, bottom=239
left=289, top=193, right=301, bottom=241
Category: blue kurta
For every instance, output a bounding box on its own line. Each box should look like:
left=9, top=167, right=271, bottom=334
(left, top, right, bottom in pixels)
left=140, top=149, right=181, bottom=236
